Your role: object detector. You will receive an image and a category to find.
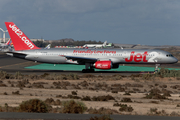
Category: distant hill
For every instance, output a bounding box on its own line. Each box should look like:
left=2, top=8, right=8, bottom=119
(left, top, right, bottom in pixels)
left=46, top=38, right=74, bottom=43
left=114, top=43, right=170, bottom=49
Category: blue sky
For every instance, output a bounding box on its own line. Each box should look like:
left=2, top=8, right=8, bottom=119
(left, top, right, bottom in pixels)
left=0, top=0, right=180, bottom=45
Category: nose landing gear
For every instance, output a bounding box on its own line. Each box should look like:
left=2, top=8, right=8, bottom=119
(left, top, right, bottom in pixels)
left=155, top=64, right=160, bottom=73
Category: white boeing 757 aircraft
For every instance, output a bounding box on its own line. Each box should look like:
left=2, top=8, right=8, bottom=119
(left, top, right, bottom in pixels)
left=83, top=41, right=107, bottom=48
left=5, top=22, right=178, bottom=72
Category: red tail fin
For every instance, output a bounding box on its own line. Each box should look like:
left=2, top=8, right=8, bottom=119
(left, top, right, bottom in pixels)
left=5, top=22, right=40, bottom=51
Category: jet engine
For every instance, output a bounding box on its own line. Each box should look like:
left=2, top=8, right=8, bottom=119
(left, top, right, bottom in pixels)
left=94, top=61, right=112, bottom=69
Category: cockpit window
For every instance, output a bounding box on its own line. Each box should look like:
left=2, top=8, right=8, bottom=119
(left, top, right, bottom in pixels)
left=166, top=54, right=173, bottom=57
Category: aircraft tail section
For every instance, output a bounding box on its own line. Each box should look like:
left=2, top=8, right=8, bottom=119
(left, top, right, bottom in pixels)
left=5, top=22, right=40, bottom=51
left=103, top=41, right=107, bottom=46
left=44, top=44, right=51, bottom=49
left=5, top=39, right=11, bottom=45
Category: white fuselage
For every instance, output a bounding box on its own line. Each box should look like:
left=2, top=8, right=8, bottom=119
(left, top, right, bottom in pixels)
left=8, top=48, right=178, bottom=65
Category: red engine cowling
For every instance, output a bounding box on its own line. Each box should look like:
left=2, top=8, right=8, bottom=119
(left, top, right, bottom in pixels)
left=94, top=61, right=112, bottom=69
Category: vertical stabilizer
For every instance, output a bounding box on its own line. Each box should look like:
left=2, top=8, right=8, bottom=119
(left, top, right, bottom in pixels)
left=5, top=39, right=11, bottom=45
left=103, top=41, right=107, bottom=46
left=44, top=44, right=51, bottom=49
left=5, top=22, right=40, bottom=51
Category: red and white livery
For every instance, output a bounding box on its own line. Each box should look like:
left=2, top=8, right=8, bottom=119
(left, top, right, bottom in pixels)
left=5, top=22, right=178, bottom=72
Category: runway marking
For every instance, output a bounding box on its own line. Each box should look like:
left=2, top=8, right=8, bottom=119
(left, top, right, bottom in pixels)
left=0, top=61, right=34, bottom=69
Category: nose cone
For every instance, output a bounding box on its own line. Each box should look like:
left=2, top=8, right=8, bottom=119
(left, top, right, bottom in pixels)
left=172, top=57, right=178, bottom=63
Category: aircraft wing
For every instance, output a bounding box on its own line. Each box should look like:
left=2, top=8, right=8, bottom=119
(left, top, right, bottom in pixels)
left=63, top=55, right=98, bottom=63
left=64, top=55, right=121, bottom=64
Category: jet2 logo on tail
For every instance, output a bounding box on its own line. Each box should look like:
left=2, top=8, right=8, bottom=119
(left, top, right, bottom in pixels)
left=9, top=24, right=34, bottom=49
left=125, top=51, right=148, bottom=62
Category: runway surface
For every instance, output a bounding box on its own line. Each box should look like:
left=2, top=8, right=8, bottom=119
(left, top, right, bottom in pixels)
left=0, top=112, right=180, bottom=120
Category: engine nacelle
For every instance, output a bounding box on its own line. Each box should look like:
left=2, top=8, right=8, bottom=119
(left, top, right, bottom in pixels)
left=94, top=61, right=112, bottom=69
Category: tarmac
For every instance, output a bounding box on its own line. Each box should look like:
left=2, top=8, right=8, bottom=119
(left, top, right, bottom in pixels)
left=25, top=63, right=180, bottom=72
left=1, top=112, right=180, bottom=120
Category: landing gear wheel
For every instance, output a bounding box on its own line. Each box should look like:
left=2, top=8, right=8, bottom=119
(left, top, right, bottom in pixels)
left=82, top=69, right=95, bottom=73
left=90, top=69, right=95, bottom=72
left=82, top=69, right=87, bottom=73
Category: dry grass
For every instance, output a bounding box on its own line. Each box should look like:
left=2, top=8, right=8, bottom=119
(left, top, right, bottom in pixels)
left=0, top=71, right=180, bottom=116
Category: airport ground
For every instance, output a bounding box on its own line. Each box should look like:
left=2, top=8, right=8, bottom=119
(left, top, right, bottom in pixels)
left=0, top=52, right=180, bottom=119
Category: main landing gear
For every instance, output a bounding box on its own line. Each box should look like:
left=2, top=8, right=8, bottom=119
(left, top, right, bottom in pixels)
left=82, top=63, right=95, bottom=73
left=82, top=69, right=95, bottom=73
